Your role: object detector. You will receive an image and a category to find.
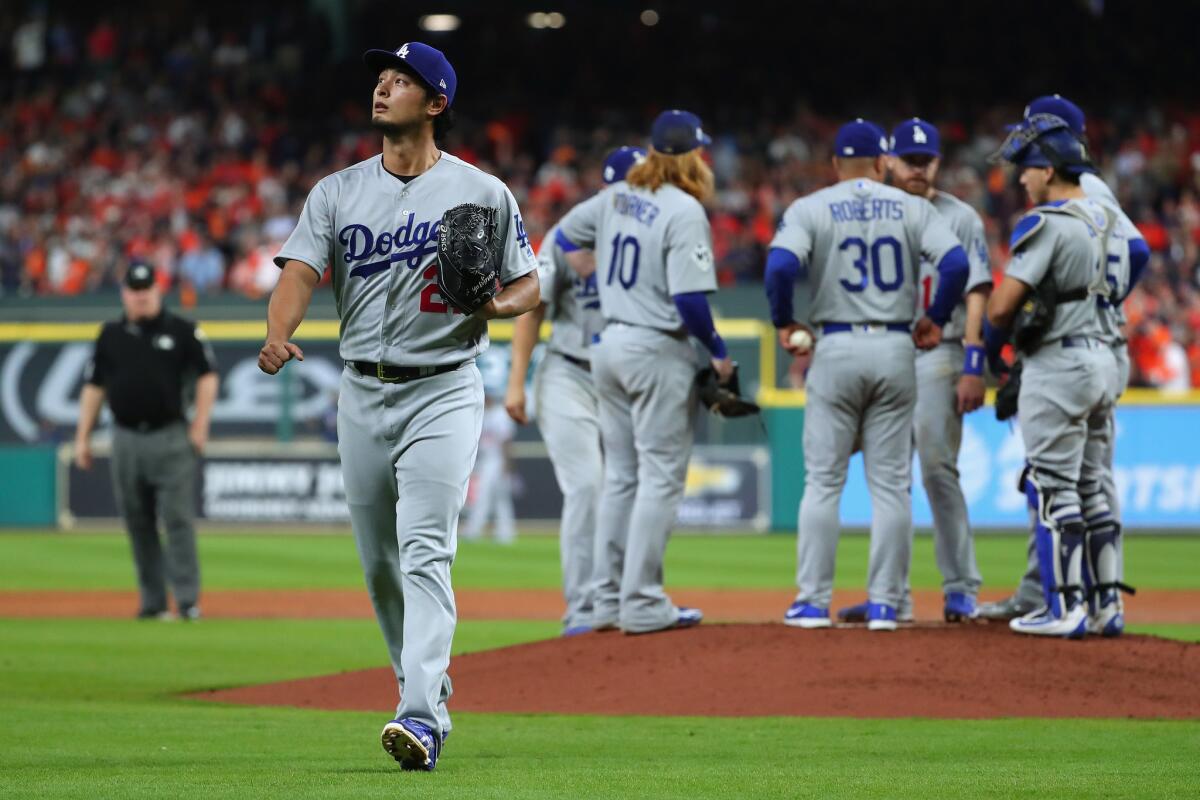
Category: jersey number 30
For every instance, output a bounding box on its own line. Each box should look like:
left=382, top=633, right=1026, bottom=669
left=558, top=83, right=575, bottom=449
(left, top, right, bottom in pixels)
left=838, top=236, right=904, bottom=293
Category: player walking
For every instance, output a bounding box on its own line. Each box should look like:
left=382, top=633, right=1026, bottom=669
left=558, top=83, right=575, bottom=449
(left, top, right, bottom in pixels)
left=837, top=119, right=992, bottom=624
left=258, top=42, right=538, bottom=769
left=766, top=119, right=969, bottom=631
left=984, top=113, right=1133, bottom=638
left=505, top=146, right=646, bottom=636
left=978, top=97, right=1148, bottom=635
left=557, top=110, right=730, bottom=634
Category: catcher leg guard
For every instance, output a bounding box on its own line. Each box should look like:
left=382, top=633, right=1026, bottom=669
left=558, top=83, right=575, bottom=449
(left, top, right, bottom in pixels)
left=1080, top=478, right=1135, bottom=636
left=1021, top=466, right=1087, bottom=620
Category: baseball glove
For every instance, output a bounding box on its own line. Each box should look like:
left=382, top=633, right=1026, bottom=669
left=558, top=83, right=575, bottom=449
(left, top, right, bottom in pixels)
left=696, top=365, right=761, bottom=418
left=994, top=359, right=1023, bottom=421
left=436, top=203, right=502, bottom=315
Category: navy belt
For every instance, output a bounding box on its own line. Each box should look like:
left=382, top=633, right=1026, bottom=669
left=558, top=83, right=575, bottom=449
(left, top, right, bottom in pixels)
left=350, top=360, right=463, bottom=383
left=1060, top=336, right=1103, bottom=349
left=821, top=322, right=910, bottom=335
left=559, top=353, right=591, bottom=373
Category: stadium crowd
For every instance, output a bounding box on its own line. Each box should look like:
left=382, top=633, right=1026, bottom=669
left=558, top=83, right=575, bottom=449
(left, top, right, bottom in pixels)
left=2, top=6, right=1198, bottom=389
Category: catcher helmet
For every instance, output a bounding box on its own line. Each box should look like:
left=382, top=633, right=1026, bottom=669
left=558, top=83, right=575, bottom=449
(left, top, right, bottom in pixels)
left=992, top=113, right=1095, bottom=175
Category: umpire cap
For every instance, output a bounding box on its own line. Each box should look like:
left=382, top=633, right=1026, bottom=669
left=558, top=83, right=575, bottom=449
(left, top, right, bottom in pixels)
left=364, top=42, right=457, bottom=106
left=124, top=262, right=156, bottom=290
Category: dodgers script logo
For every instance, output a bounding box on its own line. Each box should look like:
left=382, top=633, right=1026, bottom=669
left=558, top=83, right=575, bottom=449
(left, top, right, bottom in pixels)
left=340, top=212, right=440, bottom=280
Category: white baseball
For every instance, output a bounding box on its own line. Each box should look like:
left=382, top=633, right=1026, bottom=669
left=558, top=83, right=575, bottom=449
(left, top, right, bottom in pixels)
left=788, top=329, right=813, bottom=351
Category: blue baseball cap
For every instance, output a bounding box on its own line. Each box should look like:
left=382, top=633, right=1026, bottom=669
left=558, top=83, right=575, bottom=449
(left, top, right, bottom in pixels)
left=651, top=110, right=711, bottom=155
left=602, top=146, right=647, bottom=184
left=364, top=42, right=457, bottom=106
left=835, top=119, right=888, bottom=158
left=890, top=118, right=941, bottom=157
left=1023, top=95, right=1085, bottom=135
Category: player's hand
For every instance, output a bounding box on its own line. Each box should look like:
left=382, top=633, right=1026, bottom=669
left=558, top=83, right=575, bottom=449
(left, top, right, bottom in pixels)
left=505, top=384, right=529, bottom=425
left=913, top=317, right=943, bottom=350
left=188, top=420, right=210, bottom=454
left=258, top=340, right=304, bottom=375
left=778, top=322, right=814, bottom=356
left=956, top=374, right=986, bottom=415
left=712, top=355, right=735, bottom=383
left=74, top=439, right=93, bottom=471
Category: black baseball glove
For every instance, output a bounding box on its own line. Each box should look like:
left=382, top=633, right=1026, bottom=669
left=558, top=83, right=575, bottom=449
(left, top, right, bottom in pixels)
left=436, top=203, right=502, bottom=315
left=696, top=365, right=761, bottom=418
left=994, top=359, right=1023, bottom=422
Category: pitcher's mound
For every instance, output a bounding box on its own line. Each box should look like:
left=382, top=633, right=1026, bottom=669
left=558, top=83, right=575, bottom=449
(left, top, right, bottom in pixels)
left=193, top=623, right=1200, bottom=719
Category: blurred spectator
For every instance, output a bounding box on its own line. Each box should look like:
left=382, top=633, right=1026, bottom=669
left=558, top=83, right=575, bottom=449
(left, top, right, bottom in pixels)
left=178, top=231, right=225, bottom=294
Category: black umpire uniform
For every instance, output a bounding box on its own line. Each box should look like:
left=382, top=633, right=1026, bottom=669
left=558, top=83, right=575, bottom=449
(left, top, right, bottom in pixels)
left=83, top=264, right=218, bottom=619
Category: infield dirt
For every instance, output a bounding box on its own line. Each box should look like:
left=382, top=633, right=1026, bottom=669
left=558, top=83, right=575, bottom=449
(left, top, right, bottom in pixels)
left=193, top=623, right=1200, bottom=719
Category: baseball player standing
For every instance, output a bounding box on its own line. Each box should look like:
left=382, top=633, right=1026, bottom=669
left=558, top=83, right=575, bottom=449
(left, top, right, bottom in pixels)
left=766, top=119, right=969, bottom=631
left=505, top=146, right=646, bottom=636
left=984, top=113, right=1133, bottom=638
left=259, top=42, right=538, bottom=770
left=978, top=97, right=1149, bottom=635
left=838, top=119, right=992, bottom=624
left=556, top=110, right=730, bottom=634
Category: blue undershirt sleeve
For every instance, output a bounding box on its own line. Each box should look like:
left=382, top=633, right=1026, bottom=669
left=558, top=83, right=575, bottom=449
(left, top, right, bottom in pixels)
left=764, top=247, right=805, bottom=328
left=925, top=245, right=969, bottom=327
left=673, top=292, right=728, bottom=359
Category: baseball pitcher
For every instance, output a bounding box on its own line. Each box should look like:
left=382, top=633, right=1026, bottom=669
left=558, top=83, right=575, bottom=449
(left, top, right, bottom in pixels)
left=258, top=42, right=538, bottom=770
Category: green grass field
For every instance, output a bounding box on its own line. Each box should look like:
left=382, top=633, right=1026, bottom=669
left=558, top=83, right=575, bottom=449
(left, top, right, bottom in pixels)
left=2, top=531, right=1198, bottom=799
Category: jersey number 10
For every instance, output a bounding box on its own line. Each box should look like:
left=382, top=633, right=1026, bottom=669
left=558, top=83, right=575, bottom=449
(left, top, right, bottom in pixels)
left=607, top=233, right=641, bottom=289
left=838, top=236, right=904, bottom=294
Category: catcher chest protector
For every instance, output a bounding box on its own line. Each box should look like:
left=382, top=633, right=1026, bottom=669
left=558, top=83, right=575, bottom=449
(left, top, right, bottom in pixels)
left=1010, top=203, right=1116, bottom=355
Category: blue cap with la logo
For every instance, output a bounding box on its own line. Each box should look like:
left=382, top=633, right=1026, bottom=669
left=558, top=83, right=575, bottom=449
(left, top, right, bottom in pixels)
left=364, top=42, right=457, bottom=106
left=890, top=118, right=941, bottom=157
left=834, top=119, right=888, bottom=158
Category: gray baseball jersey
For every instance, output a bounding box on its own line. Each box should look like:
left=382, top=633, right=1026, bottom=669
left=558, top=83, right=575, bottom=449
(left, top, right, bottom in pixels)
left=771, top=178, right=962, bottom=325
left=914, top=191, right=992, bottom=340
left=277, top=151, right=536, bottom=743
left=1080, top=173, right=1143, bottom=344
left=1006, top=198, right=1114, bottom=343
left=538, top=222, right=604, bottom=361
left=556, top=181, right=718, bottom=328
left=275, top=153, right=538, bottom=365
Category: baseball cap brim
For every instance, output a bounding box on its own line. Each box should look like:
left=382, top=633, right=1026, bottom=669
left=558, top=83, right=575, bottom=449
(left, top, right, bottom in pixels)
left=364, top=50, right=438, bottom=93
left=893, top=144, right=940, bottom=158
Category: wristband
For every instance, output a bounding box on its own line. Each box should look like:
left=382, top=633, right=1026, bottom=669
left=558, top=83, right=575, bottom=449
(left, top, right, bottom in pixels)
left=963, top=344, right=985, bottom=377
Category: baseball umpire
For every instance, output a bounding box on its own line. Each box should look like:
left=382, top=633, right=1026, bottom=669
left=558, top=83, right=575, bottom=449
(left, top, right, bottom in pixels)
left=260, top=41, right=539, bottom=770
left=983, top=113, right=1141, bottom=637
left=837, top=118, right=992, bottom=624
left=504, top=145, right=646, bottom=637
left=556, top=110, right=730, bottom=635
left=978, top=96, right=1149, bottom=634
left=766, top=119, right=969, bottom=631
left=74, top=263, right=218, bottom=621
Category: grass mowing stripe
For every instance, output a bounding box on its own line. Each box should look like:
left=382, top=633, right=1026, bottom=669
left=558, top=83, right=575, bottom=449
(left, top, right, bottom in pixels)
left=2, top=532, right=1198, bottom=591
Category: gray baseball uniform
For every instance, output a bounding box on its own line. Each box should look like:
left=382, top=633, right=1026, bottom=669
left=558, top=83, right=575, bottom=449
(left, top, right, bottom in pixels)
left=912, top=191, right=991, bottom=599
left=274, top=152, right=537, bottom=740
left=557, top=180, right=716, bottom=633
left=1011, top=176, right=1141, bottom=609
left=1007, top=198, right=1118, bottom=616
left=771, top=178, right=961, bottom=610
left=532, top=222, right=604, bottom=631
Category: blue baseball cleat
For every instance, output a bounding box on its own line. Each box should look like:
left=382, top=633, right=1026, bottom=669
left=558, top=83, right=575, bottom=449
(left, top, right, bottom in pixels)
left=867, top=602, right=898, bottom=631
left=943, top=592, right=978, bottom=622
left=783, top=601, right=831, bottom=628
left=382, top=717, right=441, bottom=771
left=837, top=601, right=870, bottom=623
left=675, top=607, right=703, bottom=628
left=562, top=625, right=593, bottom=637
left=1010, top=604, right=1088, bottom=639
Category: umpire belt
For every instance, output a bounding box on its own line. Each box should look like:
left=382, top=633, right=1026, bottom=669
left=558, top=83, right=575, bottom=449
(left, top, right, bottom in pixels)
left=821, top=322, right=910, bottom=335
left=349, top=360, right=463, bottom=383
